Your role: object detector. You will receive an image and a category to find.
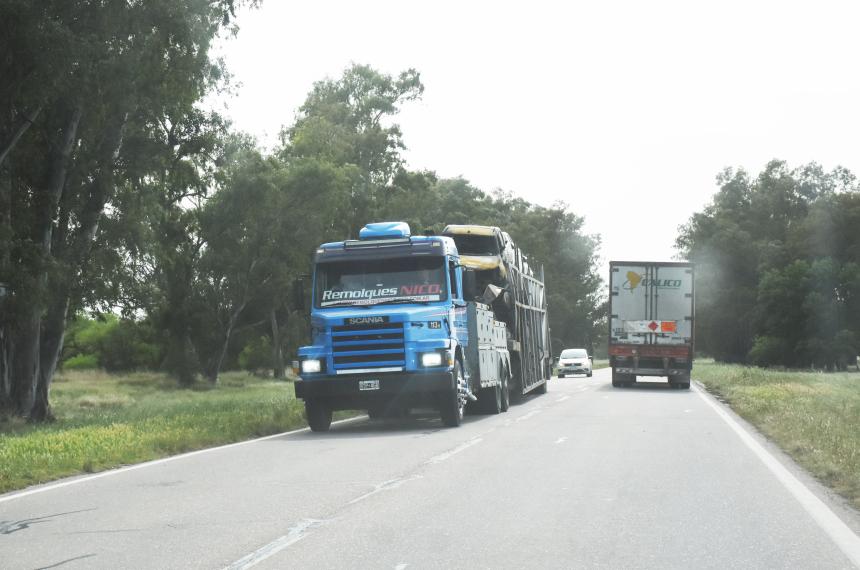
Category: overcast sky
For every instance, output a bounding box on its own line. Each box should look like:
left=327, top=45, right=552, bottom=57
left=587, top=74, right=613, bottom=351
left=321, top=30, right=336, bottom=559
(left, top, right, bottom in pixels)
left=212, top=0, right=860, bottom=273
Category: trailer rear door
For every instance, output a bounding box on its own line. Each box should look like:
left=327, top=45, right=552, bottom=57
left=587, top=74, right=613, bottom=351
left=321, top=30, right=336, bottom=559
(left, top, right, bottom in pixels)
left=610, top=263, right=693, bottom=347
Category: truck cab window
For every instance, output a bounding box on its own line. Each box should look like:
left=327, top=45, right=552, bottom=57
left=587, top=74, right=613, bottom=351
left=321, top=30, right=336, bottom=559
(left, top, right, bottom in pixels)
left=449, top=260, right=460, bottom=299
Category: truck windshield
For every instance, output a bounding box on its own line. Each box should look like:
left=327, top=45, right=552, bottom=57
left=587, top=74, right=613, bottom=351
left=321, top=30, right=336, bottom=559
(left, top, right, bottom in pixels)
left=315, top=256, right=448, bottom=307
left=449, top=234, right=499, bottom=256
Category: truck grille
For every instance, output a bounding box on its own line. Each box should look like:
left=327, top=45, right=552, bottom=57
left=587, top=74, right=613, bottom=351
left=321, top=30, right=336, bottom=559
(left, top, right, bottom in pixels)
left=331, top=321, right=405, bottom=370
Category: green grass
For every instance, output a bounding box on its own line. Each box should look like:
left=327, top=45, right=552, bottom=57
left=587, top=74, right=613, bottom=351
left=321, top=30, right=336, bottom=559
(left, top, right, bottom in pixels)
left=0, top=370, right=336, bottom=494
left=696, top=361, right=860, bottom=509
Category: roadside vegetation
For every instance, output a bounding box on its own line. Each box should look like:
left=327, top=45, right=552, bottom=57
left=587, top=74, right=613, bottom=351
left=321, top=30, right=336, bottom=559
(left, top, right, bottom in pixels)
left=677, top=162, right=860, bottom=369
left=0, top=371, right=318, bottom=494
left=696, top=361, right=860, bottom=509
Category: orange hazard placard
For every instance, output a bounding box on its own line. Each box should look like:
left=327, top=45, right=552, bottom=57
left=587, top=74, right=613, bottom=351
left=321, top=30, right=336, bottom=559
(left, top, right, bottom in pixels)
left=660, top=321, right=677, bottom=333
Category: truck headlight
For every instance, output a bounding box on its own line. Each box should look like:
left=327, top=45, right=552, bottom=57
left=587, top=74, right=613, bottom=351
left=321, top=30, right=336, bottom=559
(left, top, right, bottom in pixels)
left=301, top=359, right=322, bottom=374
left=421, top=352, right=443, bottom=367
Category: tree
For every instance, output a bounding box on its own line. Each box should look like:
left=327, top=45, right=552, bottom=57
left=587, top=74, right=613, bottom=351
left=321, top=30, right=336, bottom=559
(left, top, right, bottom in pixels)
left=0, top=0, right=246, bottom=418
left=678, top=161, right=860, bottom=368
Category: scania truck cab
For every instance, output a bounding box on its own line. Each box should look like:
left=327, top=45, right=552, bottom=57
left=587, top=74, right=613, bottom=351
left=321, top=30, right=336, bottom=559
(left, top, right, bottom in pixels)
left=295, top=222, right=514, bottom=431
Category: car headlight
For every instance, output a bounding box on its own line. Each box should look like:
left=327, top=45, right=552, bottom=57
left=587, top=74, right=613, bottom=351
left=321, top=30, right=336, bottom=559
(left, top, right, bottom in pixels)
left=301, top=359, right=322, bottom=374
left=421, top=352, right=444, bottom=367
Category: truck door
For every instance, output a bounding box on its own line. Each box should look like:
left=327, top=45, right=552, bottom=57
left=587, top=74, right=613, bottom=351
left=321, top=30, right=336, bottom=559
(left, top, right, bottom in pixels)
left=611, top=264, right=693, bottom=347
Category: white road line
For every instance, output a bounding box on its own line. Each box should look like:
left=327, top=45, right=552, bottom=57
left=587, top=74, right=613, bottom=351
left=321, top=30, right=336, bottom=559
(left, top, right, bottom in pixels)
left=394, top=564, right=408, bottom=570
left=348, top=475, right=422, bottom=505
left=554, top=437, right=568, bottom=444
left=694, top=384, right=860, bottom=567
left=224, top=518, right=326, bottom=570
left=515, top=409, right=543, bottom=422
left=0, top=416, right=367, bottom=505
left=424, top=437, right=483, bottom=465
left=555, top=395, right=571, bottom=402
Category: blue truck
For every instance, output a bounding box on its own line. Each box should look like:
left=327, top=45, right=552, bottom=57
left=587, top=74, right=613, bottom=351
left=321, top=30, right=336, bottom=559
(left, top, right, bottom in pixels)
left=294, top=221, right=552, bottom=431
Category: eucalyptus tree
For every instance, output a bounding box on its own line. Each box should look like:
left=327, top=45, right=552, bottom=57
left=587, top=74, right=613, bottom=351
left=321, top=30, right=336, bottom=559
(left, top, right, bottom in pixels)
left=678, top=161, right=860, bottom=367
left=0, top=0, right=248, bottom=418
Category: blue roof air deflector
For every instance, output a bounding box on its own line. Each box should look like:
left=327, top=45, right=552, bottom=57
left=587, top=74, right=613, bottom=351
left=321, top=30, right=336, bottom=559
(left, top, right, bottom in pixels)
left=359, top=222, right=411, bottom=240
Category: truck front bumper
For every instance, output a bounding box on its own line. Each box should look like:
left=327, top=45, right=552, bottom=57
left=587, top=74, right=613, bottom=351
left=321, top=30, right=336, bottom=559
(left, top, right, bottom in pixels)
left=295, top=371, right=454, bottom=409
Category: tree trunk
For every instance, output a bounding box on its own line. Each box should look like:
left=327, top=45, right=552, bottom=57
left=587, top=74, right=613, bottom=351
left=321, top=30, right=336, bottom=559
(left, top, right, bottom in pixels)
left=30, top=295, right=69, bottom=422
left=0, top=323, right=12, bottom=413
left=270, top=309, right=285, bottom=379
left=208, top=302, right=247, bottom=385
left=166, top=330, right=197, bottom=387
left=9, top=313, right=39, bottom=416
left=0, top=141, right=11, bottom=409
left=0, top=104, right=43, bottom=170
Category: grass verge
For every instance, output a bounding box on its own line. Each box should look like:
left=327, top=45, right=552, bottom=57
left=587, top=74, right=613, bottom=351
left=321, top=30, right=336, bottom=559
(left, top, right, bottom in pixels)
left=696, top=361, right=860, bottom=510
left=0, top=370, right=347, bottom=495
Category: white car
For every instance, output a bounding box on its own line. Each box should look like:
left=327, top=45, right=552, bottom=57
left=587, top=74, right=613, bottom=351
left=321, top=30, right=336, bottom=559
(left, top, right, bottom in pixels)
left=557, top=348, right=592, bottom=377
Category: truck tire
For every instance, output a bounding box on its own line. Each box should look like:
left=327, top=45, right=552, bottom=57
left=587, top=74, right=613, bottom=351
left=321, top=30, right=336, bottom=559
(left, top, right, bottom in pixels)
left=305, top=400, right=332, bottom=432
left=611, top=369, right=626, bottom=388
left=479, top=383, right=502, bottom=415
left=678, top=372, right=691, bottom=390
left=558, top=373, right=564, bottom=378
left=439, top=361, right=466, bottom=427
left=500, top=373, right=510, bottom=412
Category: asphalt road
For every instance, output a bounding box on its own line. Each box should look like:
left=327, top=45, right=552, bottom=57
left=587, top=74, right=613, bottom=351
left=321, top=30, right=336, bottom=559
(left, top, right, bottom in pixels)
left=2, top=368, right=860, bottom=569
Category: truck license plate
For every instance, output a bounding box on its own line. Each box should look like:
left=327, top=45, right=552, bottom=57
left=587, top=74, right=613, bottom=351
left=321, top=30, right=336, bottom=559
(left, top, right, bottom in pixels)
left=359, top=380, right=380, bottom=391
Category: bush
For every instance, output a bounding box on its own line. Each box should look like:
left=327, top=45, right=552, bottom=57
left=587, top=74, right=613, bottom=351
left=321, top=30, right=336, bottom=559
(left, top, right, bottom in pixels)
left=98, top=319, right=161, bottom=371
left=62, top=314, right=161, bottom=372
left=239, top=336, right=272, bottom=372
left=63, top=354, right=99, bottom=370
left=748, top=335, right=791, bottom=367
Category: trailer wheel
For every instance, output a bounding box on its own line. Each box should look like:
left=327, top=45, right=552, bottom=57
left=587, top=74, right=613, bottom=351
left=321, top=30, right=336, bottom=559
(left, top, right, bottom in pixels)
left=439, top=361, right=466, bottom=427
left=478, top=382, right=502, bottom=415
left=678, top=372, right=691, bottom=390
left=611, top=369, right=626, bottom=388
left=500, top=372, right=510, bottom=412
left=305, top=400, right=332, bottom=432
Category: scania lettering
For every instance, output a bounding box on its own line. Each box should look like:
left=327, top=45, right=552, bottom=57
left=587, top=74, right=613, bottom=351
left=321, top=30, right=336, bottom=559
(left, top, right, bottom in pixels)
left=608, top=261, right=695, bottom=389
left=295, top=221, right=552, bottom=432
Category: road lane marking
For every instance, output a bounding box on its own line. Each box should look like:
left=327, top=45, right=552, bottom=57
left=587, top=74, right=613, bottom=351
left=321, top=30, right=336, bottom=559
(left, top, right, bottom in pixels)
left=555, top=395, right=571, bottom=402
left=348, top=475, right=422, bottom=505
left=424, top=437, right=483, bottom=465
left=394, top=565, right=408, bottom=570
left=224, top=518, right=326, bottom=570
left=514, top=409, right=542, bottom=423
left=694, top=384, right=860, bottom=567
left=554, top=437, right=568, bottom=444
left=0, top=416, right=368, bottom=505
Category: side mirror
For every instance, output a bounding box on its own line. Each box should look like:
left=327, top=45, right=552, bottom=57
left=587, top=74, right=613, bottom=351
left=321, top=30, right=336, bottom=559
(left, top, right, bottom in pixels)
left=292, top=277, right=305, bottom=311
left=462, top=268, right=478, bottom=300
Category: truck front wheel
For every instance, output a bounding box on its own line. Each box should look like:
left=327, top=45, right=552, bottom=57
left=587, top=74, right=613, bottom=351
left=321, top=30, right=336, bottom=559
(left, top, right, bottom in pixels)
left=439, top=362, right=466, bottom=427
left=305, top=400, right=332, bottom=432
